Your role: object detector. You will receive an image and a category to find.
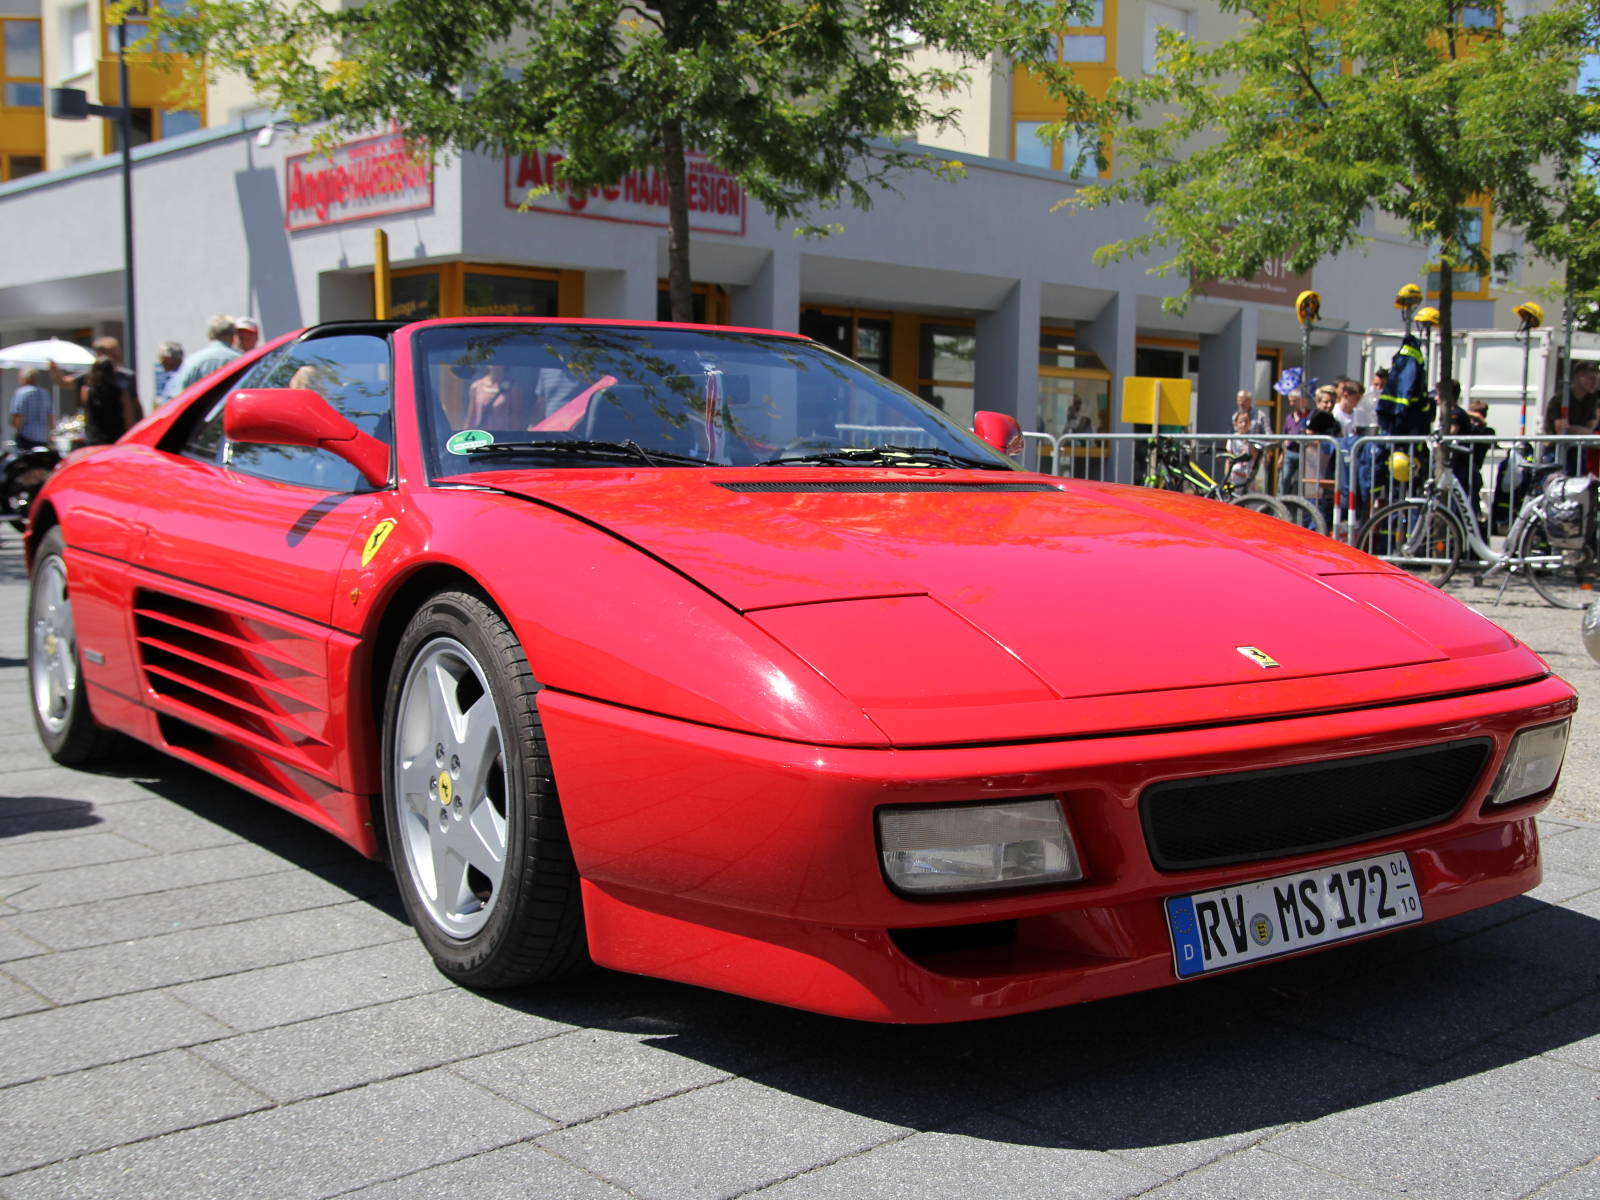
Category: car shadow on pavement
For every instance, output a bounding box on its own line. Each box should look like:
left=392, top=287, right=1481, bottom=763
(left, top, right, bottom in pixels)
left=0, top=798, right=102, bottom=837
left=28, top=746, right=1600, bottom=1155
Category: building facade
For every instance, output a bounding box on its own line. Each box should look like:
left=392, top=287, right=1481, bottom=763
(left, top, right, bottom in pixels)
left=0, top=0, right=1553, bottom=440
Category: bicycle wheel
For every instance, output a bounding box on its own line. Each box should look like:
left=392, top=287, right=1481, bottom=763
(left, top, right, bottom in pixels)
left=1229, top=493, right=1290, bottom=520
left=1276, top=495, right=1329, bottom=536
left=1356, top=501, right=1464, bottom=587
left=1513, top=518, right=1598, bottom=610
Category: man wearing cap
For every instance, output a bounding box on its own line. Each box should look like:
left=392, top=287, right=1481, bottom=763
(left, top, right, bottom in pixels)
left=233, top=318, right=261, bottom=354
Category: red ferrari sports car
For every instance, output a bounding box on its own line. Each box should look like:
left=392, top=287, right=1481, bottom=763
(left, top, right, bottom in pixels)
left=25, top=318, right=1575, bottom=1023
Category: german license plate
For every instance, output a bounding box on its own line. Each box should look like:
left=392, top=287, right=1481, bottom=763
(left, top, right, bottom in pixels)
left=1165, top=851, right=1422, bottom=979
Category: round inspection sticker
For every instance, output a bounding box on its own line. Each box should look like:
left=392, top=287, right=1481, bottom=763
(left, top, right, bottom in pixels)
left=446, top=429, right=494, bottom=454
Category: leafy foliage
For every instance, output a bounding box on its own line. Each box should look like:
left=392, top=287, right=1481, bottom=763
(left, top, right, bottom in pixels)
left=146, top=0, right=1078, bottom=319
left=1046, top=0, right=1595, bottom=366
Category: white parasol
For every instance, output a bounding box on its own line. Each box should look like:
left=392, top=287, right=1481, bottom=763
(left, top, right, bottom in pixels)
left=0, top=339, right=98, bottom=369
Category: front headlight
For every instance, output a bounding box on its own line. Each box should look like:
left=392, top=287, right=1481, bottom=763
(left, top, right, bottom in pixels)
left=878, top=796, right=1083, bottom=895
left=1489, top=720, right=1570, bottom=806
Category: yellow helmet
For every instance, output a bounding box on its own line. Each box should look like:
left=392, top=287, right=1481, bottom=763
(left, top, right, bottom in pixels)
left=1396, top=284, right=1424, bottom=308
left=1414, top=306, right=1441, bottom=325
left=1515, top=301, right=1544, bottom=329
left=1296, top=290, right=1321, bottom=324
left=1389, top=451, right=1413, bottom=482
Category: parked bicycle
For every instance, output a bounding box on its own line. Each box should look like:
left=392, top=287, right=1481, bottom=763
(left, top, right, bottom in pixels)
left=1143, top=435, right=1328, bottom=534
left=1355, top=435, right=1593, bottom=608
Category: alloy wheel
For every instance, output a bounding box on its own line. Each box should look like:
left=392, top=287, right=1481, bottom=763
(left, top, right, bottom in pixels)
left=30, top=555, right=76, bottom=734
left=393, top=637, right=510, bottom=939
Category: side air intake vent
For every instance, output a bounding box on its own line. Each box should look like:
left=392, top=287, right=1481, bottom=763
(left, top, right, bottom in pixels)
left=715, top=481, right=1059, bottom=493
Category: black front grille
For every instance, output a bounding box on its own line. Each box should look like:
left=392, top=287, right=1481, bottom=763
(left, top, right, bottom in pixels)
left=716, top=481, right=1059, bottom=493
left=1140, top=740, right=1492, bottom=871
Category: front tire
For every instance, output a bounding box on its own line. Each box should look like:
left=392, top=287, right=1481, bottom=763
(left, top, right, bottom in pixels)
left=381, top=588, right=588, bottom=987
left=28, top=527, right=119, bottom=765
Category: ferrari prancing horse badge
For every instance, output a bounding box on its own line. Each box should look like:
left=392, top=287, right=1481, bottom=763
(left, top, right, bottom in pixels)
left=361, top=520, right=397, bottom=568
left=1236, top=646, right=1281, bottom=669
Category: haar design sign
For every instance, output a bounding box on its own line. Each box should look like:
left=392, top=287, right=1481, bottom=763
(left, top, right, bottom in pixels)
left=505, top=150, right=746, bottom=235
left=284, top=130, right=434, bottom=232
left=1196, top=250, right=1312, bottom=306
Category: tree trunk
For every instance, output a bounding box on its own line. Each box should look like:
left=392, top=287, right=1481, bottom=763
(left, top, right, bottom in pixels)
left=1438, top=252, right=1454, bottom=434
left=662, top=118, right=694, bottom=324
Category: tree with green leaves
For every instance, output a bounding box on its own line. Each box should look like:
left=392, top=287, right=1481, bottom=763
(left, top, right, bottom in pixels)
left=146, top=0, right=1071, bottom=321
left=1043, top=0, right=1595, bottom=425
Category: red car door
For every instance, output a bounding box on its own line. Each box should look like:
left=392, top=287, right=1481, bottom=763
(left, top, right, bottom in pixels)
left=129, top=330, right=393, bottom=844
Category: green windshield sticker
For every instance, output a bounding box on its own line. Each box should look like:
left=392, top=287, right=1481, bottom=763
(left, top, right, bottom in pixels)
left=446, top=429, right=495, bottom=454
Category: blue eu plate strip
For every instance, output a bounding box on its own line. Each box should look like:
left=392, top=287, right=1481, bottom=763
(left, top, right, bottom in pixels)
left=1167, top=895, right=1205, bottom=978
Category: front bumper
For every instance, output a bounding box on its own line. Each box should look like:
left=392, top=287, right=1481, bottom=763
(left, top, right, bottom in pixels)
left=540, top=674, right=1575, bottom=1023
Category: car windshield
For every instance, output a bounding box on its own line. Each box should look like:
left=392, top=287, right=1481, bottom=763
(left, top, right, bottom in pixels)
left=414, top=324, right=1013, bottom=475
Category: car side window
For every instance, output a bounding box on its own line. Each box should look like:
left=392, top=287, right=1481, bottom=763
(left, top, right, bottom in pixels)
left=181, top=348, right=291, bottom=465
left=184, top=334, right=393, bottom=493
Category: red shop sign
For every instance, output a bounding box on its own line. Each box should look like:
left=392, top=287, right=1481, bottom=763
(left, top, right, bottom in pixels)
left=505, top=150, right=746, bottom=236
left=284, top=129, right=434, bottom=232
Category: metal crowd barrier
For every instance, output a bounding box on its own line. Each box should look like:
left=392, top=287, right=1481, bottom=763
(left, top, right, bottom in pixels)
left=1032, top=430, right=1600, bottom=548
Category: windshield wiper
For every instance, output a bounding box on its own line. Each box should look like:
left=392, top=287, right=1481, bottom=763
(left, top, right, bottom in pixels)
left=756, top=444, right=1001, bottom=469
left=461, top=439, right=718, bottom=467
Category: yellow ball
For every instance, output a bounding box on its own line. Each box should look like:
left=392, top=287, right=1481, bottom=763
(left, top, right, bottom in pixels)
left=1389, top=451, right=1413, bottom=482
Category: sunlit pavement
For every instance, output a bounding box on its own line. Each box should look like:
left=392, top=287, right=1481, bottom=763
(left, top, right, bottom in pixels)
left=2, top=525, right=1600, bottom=1200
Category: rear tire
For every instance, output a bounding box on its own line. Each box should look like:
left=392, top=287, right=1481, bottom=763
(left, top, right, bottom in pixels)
left=381, top=588, right=589, bottom=988
left=1356, top=501, right=1464, bottom=588
left=1276, top=495, right=1328, bottom=536
left=28, top=527, right=120, bottom=765
left=1516, top=519, right=1596, bottom=610
left=1229, top=493, right=1290, bottom=520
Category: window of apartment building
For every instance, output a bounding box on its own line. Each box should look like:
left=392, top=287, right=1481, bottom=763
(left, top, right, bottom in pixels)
left=3, top=19, right=42, bottom=109
left=1426, top=200, right=1492, bottom=300
left=1144, top=2, right=1195, bottom=74
left=62, top=5, right=91, bottom=78
left=1, top=154, right=42, bottom=180
left=1012, top=0, right=1113, bottom=175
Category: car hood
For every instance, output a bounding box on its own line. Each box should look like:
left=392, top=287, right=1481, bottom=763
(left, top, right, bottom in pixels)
left=454, top=468, right=1547, bottom=744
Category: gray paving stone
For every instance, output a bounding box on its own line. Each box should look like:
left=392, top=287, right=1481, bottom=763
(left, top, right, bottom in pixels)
left=1000, top=1021, right=1417, bottom=1178
left=0, top=842, right=304, bottom=912
left=1531, top=869, right=1600, bottom=907
left=0, top=832, right=152, bottom=880
left=1265, top=1048, right=1600, bottom=1200
left=171, top=937, right=451, bottom=1032
left=42, top=799, right=249, bottom=854
left=454, top=1027, right=735, bottom=1124
left=4, top=872, right=370, bottom=952
left=1263, top=939, right=1595, bottom=1064
left=1530, top=1159, right=1600, bottom=1199
left=4, top=902, right=407, bottom=1004
left=0, top=770, right=169, bottom=808
left=758, top=1112, right=1163, bottom=1200
left=1494, top=990, right=1600, bottom=1070
left=1137, top=1147, right=1398, bottom=1199
left=1536, top=828, right=1600, bottom=880
left=195, top=988, right=572, bottom=1102
left=340, top=1142, right=628, bottom=1199
left=0, top=1049, right=268, bottom=1175
left=0, top=974, right=45, bottom=1019
left=0, top=1069, right=549, bottom=1200
left=539, top=1077, right=906, bottom=1200
left=0, top=991, right=233, bottom=1088
left=0, top=924, right=47, bottom=965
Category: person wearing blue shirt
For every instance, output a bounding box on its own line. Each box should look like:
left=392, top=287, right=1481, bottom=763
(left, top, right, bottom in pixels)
left=163, top=315, right=240, bottom=401
left=9, top=369, right=52, bottom=449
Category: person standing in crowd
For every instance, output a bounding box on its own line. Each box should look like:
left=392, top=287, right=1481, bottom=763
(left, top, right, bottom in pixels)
left=9, top=368, right=52, bottom=449
left=51, top=336, right=137, bottom=411
left=80, top=356, right=140, bottom=445
left=1308, top=386, right=1342, bottom=531
left=1545, top=361, right=1600, bottom=475
left=1463, top=399, right=1496, bottom=526
left=152, top=342, right=184, bottom=405
left=1227, top=410, right=1257, bottom=489
left=233, top=318, right=260, bottom=354
left=1278, top=388, right=1309, bottom=497
left=1232, top=389, right=1270, bottom=486
left=164, top=315, right=240, bottom=400
left=1365, top=367, right=1390, bottom=408
left=1338, top=376, right=1377, bottom=431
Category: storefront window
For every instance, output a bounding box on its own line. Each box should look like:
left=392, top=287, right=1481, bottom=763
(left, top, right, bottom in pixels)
left=391, top=272, right=441, bottom=320
left=918, top=324, right=976, bottom=427
left=855, top=319, right=890, bottom=376
left=464, top=272, right=558, bottom=317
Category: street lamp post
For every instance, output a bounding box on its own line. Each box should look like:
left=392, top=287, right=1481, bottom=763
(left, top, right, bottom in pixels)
left=49, top=23, right=136, bottom=380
